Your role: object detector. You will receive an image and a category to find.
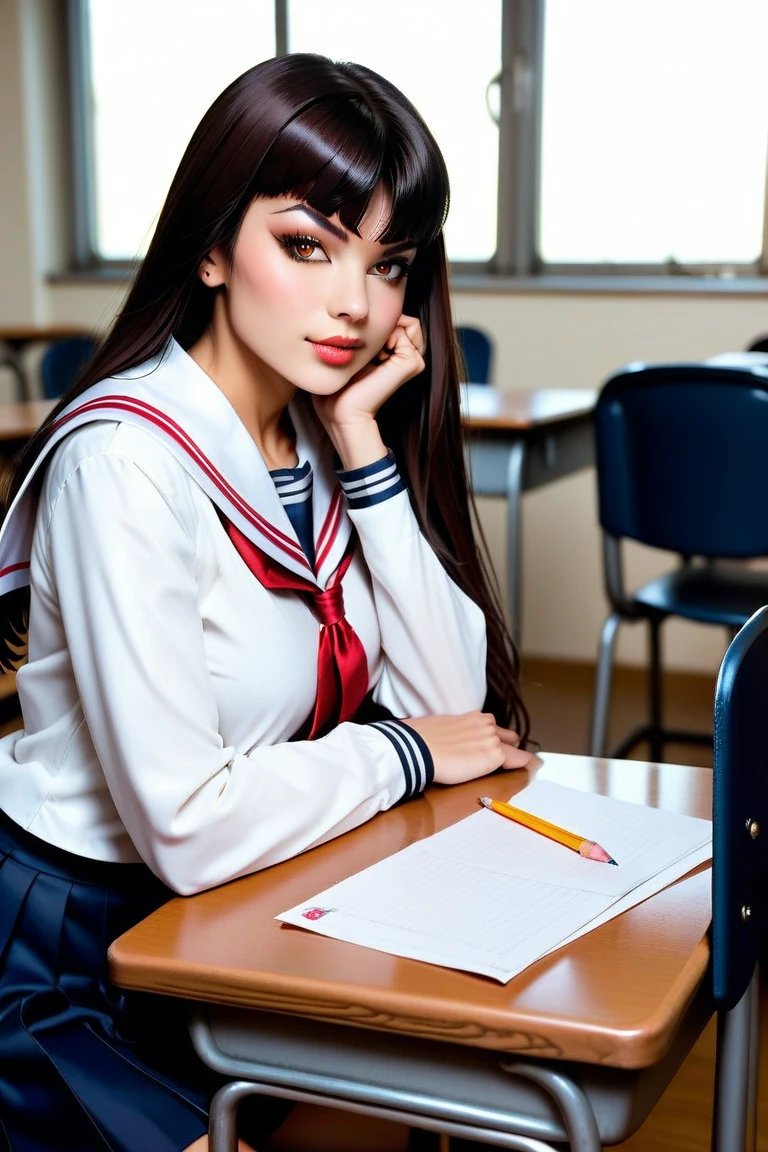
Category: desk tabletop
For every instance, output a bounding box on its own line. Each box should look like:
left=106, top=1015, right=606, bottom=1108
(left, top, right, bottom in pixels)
left=461, top=385, right=597, bottom=431
left=108, top=752, right=712, bottom=1071
left=0, top=326, right=92, bottom=345
left=0, top=388, right=597, bottom=445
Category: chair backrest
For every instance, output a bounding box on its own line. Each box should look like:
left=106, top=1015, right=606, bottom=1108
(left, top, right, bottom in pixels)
left=596, top=362, right=768, bottom=557
left=40, top=336, right=96, bottom=400
left=746, top=334, right=768, bottom=354
left=455, top=325, right=493, bottom=384
left=712, top=604, right=768, bottom=1008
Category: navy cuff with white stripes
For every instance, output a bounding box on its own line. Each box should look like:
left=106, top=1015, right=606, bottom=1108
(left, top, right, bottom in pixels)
left=337, top=452, right=405, bottom=509
left=368, top=718, right=434, bottom=799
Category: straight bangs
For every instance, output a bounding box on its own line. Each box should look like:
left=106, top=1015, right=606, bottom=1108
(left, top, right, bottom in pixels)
left=251, top=94, right=449, bottom=250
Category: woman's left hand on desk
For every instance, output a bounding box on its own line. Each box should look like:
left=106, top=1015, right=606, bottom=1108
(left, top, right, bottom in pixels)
left=401, top=710, right=533, bottom=784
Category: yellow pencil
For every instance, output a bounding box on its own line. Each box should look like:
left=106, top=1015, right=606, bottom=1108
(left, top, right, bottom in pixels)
left=479, top=797, right=618, bottom=865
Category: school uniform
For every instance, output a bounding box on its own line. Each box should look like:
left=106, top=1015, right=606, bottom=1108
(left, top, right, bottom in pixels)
left=0, top=340, right=487, bottom=1150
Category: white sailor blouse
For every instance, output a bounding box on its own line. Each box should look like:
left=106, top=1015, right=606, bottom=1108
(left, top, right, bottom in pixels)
left=0, top=340, right=487, bottom=894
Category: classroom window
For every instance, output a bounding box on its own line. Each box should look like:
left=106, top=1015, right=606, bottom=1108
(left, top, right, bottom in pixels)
left=538, top=0, right=768, bottom=272
left=286, top=0, right=501, bottom=263
left=75, top=0, right=275, bottom=262
left=69, top=0, right=768, bottom=278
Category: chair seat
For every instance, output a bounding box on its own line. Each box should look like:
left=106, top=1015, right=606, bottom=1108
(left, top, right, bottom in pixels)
left=634, top=563, right=768, bottom=627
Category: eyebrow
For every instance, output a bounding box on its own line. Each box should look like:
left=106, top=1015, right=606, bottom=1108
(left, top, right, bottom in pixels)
left=271, top=204, right=416, bottom=253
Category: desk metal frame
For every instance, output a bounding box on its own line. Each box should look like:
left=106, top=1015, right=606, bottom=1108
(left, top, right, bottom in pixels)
left=464, top=395, right=595, bottom=643
left=188, top=973, right=758, bottom=1152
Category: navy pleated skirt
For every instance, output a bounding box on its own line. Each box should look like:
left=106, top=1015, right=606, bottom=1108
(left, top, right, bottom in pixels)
left=0, top=808, right=290, bottom=1152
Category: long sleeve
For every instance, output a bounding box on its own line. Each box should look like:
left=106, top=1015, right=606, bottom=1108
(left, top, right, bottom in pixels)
left=40, top=440, right=421, bottom=894
left=338, top=456, right=488, bottom=717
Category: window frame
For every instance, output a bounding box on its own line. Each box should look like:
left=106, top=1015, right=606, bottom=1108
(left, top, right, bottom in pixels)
left=65, top=0, right=768, bottom=281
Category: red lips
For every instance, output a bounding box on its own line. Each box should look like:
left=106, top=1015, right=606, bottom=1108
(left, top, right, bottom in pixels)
left=307, top=335, right=363, bottom=367
left=312, top=336, right=363, bottom=349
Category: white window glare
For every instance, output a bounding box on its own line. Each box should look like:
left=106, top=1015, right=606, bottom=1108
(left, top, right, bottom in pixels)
left=539, top=0, right=768, bottom=267
left=79, top=0, right=768, bottom=273
left=287, top=0, right=502, bottom=263
left=87, top=0, right=275, bottom=260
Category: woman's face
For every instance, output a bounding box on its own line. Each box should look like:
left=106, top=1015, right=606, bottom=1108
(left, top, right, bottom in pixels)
left=205, top=185, right=418, bottom=396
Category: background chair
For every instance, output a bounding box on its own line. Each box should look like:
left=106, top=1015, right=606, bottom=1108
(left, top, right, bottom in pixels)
left=455, top=324, right=493, bottom=384
left=590, top=361, right=768, bottom=760
left=40, top=335, right=96, bottom=399
left=746, top=334, right=768, bottom=354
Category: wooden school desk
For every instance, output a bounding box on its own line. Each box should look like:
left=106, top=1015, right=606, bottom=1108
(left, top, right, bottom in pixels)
left=461, top=386, right=597, bottom=643
left=109, top=752, right=713, bottom=1152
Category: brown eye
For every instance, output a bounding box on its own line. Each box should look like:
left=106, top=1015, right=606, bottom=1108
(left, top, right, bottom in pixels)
left=295, top=241, right=316, bottom=259
left=370, top=258, right=410, bottom=283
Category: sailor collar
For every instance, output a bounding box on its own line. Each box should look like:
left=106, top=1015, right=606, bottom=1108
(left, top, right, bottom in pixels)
left=0, top=339, right=351, bottom=596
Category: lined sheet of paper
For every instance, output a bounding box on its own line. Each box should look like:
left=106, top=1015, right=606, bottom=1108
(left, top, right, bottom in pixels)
left=277, top=780, right=712, bottom=982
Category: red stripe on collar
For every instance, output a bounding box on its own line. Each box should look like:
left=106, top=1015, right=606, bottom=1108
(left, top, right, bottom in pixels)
left=0, top=561, right=30, bottom=579
left=315, top=485, right=345, bottom=572
left=52, top=396, right=310, bottom=568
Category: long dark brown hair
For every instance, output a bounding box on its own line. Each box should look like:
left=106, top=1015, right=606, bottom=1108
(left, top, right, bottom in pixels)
left=1, top=53, right=529, bottom=740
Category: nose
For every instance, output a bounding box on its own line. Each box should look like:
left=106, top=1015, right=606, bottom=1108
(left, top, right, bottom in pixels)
left=328, top=263, right=369, bottom=323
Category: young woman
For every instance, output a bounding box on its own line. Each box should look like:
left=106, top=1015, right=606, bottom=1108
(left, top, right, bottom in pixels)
left=0, top=54, right=531, bottom=1152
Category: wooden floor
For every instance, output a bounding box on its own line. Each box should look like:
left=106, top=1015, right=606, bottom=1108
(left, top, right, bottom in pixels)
left=522, top=656, right=767, bottom=1151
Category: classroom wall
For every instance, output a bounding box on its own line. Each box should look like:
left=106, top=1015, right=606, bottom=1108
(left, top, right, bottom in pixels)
left=3, top=0, right=768, bottom=674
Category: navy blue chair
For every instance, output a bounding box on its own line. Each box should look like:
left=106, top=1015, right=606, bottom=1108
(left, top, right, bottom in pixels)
left=590, top=361, right=768, bottom=760
left=455, top=325, right=493, bottom=384
left=709, top=604, right=766, bottom=1146
left=40, top=335, right=96, bottom=399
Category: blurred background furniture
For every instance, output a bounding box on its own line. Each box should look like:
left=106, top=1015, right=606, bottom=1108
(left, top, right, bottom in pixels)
left=40, top=334, right=97, bottom=399
left=590, top=361, right=768, bottom=760
left=455, top=324, right=493, bottom=384
left=0, top=327, right=95, bottom=402
left=746, top=334, right=768, bottom=353
left=461, top=386, right=596, bottom=645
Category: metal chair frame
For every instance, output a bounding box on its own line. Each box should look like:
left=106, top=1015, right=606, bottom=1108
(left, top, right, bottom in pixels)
left=589, top=362, right=768, bottom=760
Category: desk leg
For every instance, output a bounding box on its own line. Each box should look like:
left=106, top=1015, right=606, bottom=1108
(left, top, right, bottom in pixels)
left=505, top=442, right=525, bottom=648
left=500, top=1063, right=602, bottom=1152
left=210, top=1080, right=258, bottom=1152
left=209, top=1078, right=577, bottom=1151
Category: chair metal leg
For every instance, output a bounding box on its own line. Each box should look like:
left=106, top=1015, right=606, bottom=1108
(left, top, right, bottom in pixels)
left=746, top=964, right=760, bottom=1152
left=711, top=965, right=760, bottom=1152
left=589, top=612, right=622, bottom=757
left=648, top=617, right=663, bottom=763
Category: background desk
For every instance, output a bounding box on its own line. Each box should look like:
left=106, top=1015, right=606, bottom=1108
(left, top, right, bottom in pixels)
left=0, top=390, right=597, bottom=646
left=109, top=753, right=712, bottom=1151
left=462, top=387, right=597, bottom=643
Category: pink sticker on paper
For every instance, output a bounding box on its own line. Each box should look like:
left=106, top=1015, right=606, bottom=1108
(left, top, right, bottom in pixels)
left=302, top=907, right=332, bottom=921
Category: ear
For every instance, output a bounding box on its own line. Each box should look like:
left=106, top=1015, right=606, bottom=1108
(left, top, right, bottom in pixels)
left=199, top=247, right=227, bottom=288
